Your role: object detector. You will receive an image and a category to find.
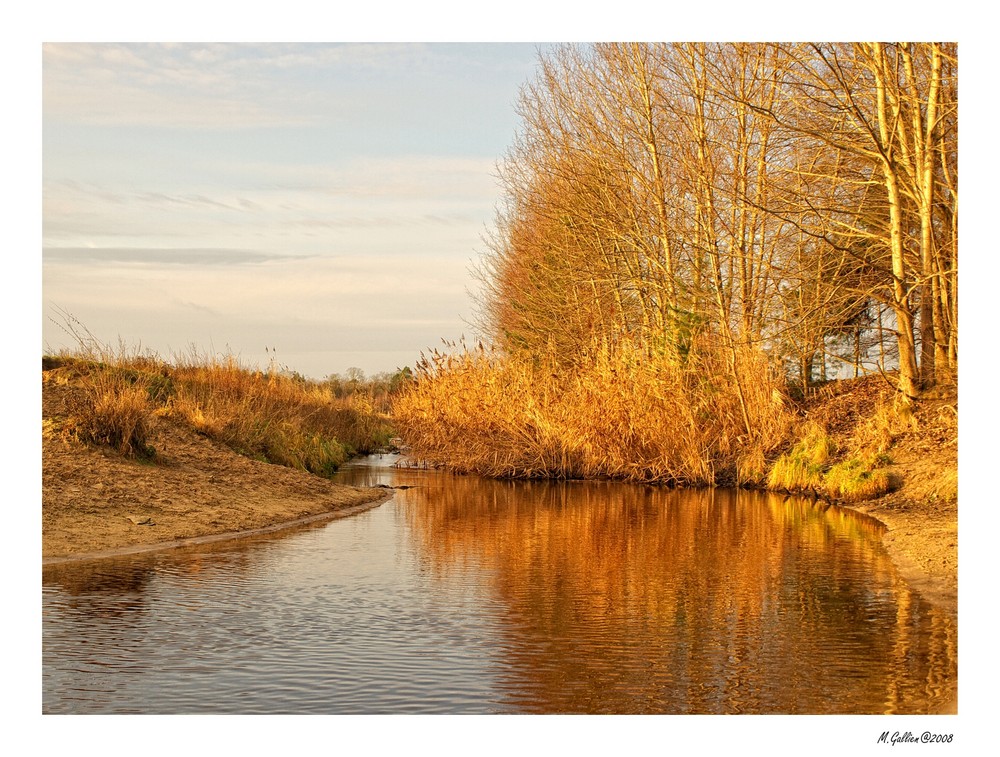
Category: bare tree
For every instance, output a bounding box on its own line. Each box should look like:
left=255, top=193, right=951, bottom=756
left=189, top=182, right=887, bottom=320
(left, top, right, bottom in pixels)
left=474, top=42, right=957, bottom=402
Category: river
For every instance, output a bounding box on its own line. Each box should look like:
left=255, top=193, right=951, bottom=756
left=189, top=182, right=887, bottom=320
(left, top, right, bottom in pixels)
left=42, top=454, right=956, bottom=714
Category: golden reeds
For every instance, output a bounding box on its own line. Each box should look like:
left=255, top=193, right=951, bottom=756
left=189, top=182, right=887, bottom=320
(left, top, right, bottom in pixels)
left=66, top=363, right=157, bottom=458
left=393, top=340, right=792, bottom=485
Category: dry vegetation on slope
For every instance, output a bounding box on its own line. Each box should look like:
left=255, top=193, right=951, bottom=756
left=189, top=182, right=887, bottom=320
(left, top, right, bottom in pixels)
left=41, top=353, right=396, bottom=560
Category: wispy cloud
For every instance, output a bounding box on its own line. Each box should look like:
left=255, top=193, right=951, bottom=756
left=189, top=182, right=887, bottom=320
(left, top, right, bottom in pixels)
left=44, top=43, right=315, bottom=129
left=43, top=154, right=500, bottom=250
left=42, top=43, right=491, bottom=130
left=42, top=247, right=300, bottom=265
left=42, top=250, right=475, bottom=376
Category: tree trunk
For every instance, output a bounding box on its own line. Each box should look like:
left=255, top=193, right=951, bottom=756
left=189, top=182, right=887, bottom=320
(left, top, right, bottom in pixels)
left=872, top=43, right=921, bottom=399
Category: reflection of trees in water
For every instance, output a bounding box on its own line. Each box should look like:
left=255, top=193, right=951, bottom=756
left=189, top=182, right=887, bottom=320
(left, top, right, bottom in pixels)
left=402, top=478, right=956, bottom=713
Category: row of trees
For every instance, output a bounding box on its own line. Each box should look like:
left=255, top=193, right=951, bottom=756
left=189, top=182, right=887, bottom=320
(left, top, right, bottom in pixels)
left=475, top=43, right=957, bottom=399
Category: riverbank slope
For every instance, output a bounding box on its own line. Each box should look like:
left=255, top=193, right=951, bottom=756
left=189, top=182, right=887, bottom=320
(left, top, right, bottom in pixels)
left=42, top=370, right=387, bottom=562
left=797, top=376, right=958, bottom=612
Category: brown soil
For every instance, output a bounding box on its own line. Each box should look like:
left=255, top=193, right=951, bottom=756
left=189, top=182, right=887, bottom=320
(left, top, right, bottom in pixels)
left=42, top=371, right=388, bottom=563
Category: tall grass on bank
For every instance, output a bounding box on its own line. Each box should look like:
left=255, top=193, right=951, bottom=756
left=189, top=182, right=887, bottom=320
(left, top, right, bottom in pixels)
left=45, top=322, right=164, bottom=459
left=768, top=429, right=892, bottom=503
left=767, top=394, right=914, bottom=502
left=60, top=356, right=159, bottom=458
left=167, top=349, right=394, bottom=473
left=45, top=342, right=396, bottom=474
left=393, top=341, right=791, bottom=486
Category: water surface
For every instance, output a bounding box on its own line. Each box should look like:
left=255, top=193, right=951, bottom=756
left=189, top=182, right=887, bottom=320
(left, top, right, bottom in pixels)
left=42, top=454, right=956, bottom=713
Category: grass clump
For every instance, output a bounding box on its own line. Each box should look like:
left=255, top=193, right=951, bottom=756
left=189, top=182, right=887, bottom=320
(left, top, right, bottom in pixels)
left=257, top=424, right=349, bottom=477
left=765, top=422, right=835, bottom=493
left=45, top=332, right=163, bottom=459
left=68, top=367, right=156, bottom=458
left=823, top=456, right=891, bottom=502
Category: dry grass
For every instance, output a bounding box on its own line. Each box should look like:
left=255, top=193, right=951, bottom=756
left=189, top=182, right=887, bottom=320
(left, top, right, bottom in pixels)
left=65, top=363, right=157, bottom=458
left=45, top=339, right=396, bottom=475
left=816, top=393, right=913, bottom=501
left=853, top=393, right=918, bottom=456
left=44, top=322, right=164, bottom=458
left=394, top=340, right=791, bottom=485
left=165, top=350, right=396, bottom=471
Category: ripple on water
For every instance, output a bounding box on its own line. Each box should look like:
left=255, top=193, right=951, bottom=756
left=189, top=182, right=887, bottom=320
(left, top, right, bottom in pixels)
left=43, top=459, right=957, bottom=714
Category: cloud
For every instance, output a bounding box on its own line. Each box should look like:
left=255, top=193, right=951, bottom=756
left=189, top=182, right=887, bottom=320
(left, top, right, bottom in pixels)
left=44, top=44, right=307, bottom=129
left=41, top=43, right=461, bottom=130
left=42, top=153, right=501, bottom=251
left=42, top=247, right=298, bottom=265
left=42, top=250, right=477, bottom=377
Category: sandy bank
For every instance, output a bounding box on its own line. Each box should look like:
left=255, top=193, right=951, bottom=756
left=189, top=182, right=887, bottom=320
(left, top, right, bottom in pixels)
left=43, top=373, right=389, bottom=562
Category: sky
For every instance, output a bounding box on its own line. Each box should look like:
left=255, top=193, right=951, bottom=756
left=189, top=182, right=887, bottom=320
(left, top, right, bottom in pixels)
left=42, top=42, right=549, bottom=379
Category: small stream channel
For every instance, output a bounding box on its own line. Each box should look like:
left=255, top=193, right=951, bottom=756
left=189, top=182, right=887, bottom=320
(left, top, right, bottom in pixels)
left=42, top=454, right=956, bottom=714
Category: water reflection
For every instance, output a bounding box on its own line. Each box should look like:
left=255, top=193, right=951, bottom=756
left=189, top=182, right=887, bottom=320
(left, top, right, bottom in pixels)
left=42, top=455, right=956, bottom=714
left=386, top=471, right=955, bottom=714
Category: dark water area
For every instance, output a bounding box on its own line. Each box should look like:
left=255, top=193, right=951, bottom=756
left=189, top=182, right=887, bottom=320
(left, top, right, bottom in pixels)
left=42, top=454, right=956, bottom=714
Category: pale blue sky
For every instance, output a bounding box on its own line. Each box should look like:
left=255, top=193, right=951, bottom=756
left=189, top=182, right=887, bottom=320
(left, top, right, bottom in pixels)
left=43, top=42, right=546, bottom=378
